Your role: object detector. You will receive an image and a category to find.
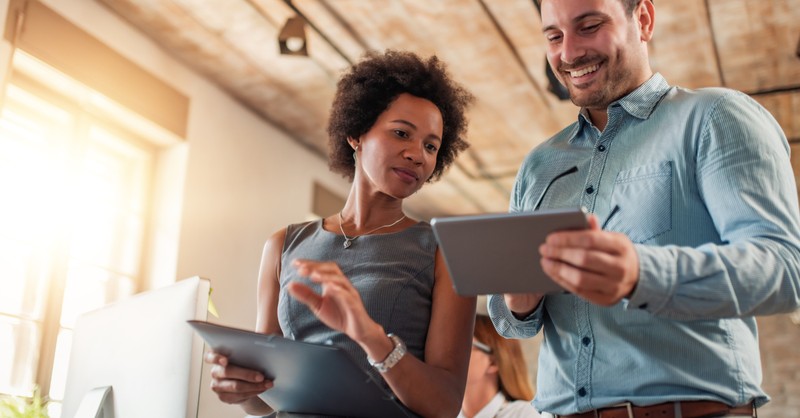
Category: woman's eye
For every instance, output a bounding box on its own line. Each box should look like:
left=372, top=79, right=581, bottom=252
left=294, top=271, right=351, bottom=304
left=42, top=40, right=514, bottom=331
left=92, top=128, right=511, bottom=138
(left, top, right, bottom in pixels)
left=426, top=143, right=438, bottom=153
left=394, top=129, right=409, bottom=138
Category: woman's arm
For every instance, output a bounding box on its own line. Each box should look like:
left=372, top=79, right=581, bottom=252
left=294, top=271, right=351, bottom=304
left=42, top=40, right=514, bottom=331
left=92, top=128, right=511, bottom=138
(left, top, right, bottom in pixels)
left=289, top=247, right=476, bottom=417
left=255, top=229, right=284, bottom=335
left=384, top=248, right=475, bottom=417
left=205, top=229, right=286, bottom=416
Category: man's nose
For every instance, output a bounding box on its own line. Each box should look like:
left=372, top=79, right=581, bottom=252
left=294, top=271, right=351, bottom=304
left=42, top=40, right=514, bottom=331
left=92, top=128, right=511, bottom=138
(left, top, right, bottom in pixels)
left=559, top=33, right=586, bottom=66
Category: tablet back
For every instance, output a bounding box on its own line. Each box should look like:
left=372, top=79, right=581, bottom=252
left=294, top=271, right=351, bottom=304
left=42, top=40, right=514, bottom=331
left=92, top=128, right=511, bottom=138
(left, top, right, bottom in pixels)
left=431, top=208, right=588, bottom=296
left=188, top=320, right=417, bottom=418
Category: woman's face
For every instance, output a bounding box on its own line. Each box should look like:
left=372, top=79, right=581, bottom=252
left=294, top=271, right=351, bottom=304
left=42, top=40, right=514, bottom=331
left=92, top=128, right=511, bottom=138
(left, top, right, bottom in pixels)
left=466, top=338, right=495, bottom=385
left=352, top=93, right=443, bottom=199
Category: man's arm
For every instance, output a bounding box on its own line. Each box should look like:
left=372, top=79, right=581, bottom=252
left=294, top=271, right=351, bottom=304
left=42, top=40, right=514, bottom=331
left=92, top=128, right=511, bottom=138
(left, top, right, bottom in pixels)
left=628, top=91, right=800, bottom=319
left=540, top=91, right=800, bottom=319
left=486, top=293, right=545, bottom=338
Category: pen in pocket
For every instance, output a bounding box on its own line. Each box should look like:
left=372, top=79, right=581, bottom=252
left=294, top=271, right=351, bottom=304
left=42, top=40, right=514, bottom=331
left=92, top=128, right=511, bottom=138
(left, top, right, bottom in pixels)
left=601, top=205, right=620, bottom=230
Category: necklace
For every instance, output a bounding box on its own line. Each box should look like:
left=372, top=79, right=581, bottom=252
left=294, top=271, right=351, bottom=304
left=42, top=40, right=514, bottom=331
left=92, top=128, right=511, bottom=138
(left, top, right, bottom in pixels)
left=338, top=211, right=406, bottom=249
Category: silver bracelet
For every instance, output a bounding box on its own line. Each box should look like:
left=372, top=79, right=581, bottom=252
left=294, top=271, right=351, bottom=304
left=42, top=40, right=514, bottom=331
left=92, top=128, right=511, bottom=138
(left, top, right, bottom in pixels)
left=367, top=333, right=406, bottom=373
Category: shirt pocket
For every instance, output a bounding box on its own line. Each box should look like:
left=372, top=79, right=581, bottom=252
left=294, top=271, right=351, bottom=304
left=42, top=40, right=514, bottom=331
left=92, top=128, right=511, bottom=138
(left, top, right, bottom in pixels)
left=608, top=161, right=673, bottom=243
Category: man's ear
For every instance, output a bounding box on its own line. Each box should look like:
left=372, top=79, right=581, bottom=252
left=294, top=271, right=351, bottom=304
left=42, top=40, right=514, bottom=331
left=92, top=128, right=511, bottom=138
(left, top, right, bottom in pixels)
left=637, top=0, right=656, bottom=42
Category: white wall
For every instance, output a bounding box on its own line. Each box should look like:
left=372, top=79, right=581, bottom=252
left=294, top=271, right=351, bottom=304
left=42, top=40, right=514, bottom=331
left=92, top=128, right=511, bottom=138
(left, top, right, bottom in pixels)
left=3, top=1, right=351, bottom=417
left=0, top=0, right=11, bottom=104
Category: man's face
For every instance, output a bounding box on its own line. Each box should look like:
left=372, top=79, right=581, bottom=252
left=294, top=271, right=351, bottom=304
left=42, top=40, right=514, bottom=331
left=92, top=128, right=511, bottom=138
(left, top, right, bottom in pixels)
left=541, top=0, right=652, bottom=110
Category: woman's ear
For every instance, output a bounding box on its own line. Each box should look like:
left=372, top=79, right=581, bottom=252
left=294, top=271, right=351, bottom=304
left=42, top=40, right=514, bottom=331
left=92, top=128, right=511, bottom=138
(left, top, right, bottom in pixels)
left=347, top=136, right=360, bottom=151
left=486, top=358, right=499, bottom=375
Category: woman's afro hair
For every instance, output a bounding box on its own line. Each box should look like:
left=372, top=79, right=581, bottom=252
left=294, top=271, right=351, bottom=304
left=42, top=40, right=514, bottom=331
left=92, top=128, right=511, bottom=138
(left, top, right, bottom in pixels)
left=327, top=49, right=474, bottom=182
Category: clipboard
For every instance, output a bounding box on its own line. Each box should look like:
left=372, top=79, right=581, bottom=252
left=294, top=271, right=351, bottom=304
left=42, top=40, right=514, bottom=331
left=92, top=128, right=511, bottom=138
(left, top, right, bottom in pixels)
left=187, top=320, right=418, bottom=418
left=431, top=208, right=589, bottom=296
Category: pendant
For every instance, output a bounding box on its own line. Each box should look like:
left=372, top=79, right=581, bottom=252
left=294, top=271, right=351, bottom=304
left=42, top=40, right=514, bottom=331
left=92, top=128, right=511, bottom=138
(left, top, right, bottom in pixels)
left=343, top=239, right=353, bottom=249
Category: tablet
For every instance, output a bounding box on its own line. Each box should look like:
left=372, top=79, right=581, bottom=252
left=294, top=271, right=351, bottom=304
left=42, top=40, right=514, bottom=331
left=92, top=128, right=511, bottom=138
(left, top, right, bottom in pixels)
left=430, top=208, right=588, bottom=296
left=187, top=320, right=418, bottom=418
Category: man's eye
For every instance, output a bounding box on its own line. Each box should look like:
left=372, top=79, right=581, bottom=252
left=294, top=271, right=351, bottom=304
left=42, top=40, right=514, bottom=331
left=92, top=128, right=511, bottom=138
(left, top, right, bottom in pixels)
left=546, top=34, right=562, bottom=43
left=394, top=130, right=409, bottom=138
left=581, top=24, right=601, bottom=33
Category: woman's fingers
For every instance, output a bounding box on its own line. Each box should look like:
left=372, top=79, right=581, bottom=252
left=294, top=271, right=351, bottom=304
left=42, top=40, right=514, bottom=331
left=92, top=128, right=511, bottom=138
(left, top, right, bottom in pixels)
left=293, top=259, right=340, bottom=274
left=207, top=361, right=274, bottom=404
left=209, top=362, right=265, bottom=382
left=204, top=350, right=228, bottom=366
left=210, top=377, right=273, bottom=404
left=292, top=259, right=350, bottom=284
left=288, top=259, right=374, bottom=337
left=288, top=281, right=355, bottom=311
left=286, top=282, right=323, bottom=311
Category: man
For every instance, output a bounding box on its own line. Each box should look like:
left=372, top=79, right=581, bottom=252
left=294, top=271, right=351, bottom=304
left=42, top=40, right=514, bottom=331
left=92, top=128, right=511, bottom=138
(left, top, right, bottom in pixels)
left=488, top=1, right=800, bottom=417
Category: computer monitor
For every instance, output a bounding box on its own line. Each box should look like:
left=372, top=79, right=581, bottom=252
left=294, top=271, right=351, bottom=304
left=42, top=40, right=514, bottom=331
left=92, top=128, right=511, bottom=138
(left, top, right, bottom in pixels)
left=61, top=276, right=211, bottom=418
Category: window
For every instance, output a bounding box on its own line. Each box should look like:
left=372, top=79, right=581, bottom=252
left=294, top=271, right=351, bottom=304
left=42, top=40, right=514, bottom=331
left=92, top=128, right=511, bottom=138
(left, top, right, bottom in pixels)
left=0, top=51, right=165, bottom=417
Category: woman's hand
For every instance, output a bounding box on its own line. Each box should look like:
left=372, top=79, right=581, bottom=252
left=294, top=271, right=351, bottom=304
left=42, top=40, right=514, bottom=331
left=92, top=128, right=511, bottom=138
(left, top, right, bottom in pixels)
left=287, top=259, right=378, bottom=341
left=204, top=350, right=273, bottom=405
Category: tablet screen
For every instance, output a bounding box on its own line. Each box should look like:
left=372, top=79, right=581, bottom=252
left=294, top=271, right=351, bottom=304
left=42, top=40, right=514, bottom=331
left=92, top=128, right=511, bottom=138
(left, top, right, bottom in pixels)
left=431, top=208, right=588, bottom=295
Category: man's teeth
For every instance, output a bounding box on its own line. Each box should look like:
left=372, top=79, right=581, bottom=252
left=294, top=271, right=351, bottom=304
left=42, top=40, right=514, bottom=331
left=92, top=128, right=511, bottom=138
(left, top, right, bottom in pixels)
left=569, top=64, right=599, bottom=78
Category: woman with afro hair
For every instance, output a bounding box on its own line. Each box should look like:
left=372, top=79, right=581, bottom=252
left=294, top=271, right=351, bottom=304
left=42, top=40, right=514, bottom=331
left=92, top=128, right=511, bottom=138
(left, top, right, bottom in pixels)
left=206, top=50, right=476, bottom=418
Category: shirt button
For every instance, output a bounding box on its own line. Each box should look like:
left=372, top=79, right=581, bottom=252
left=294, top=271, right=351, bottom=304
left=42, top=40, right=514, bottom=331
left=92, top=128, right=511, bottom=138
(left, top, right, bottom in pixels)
left=585, top=186, right=595, bottom=194
left=598, top=145, right=606, bottom=152
left=582, top=337, right=591, bottom=346
left=578, top=387, right=587, bottom=397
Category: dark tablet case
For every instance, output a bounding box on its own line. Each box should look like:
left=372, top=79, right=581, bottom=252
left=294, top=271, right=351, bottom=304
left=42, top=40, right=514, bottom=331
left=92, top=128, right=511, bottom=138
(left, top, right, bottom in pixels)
left=188, top=320, right=417, bottom=418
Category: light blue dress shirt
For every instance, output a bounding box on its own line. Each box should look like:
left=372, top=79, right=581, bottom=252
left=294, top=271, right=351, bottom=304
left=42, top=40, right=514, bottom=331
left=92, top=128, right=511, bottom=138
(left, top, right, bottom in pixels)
left=488, top=73, right=800, bottom=415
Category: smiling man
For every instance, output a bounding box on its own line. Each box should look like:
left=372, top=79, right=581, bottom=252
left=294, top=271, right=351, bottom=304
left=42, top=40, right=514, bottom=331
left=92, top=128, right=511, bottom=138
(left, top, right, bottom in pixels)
left=487, top=0, right=800, bottom=417
left=542, top=0, right=650, bottom=131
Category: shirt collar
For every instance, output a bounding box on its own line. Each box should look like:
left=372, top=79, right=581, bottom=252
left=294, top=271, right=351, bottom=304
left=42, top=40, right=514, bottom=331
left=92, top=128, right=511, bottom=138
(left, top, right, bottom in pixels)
left=616, top=72, right=671, bottom=119
left=457, top=392, right=507, bottom=418
left=568, top=73, right=671, bottom=142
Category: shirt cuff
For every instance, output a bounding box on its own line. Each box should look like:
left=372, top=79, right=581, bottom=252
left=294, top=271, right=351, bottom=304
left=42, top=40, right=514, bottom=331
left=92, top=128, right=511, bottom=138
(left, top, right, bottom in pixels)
left=626, top=244, right=677, bottom=313
left=486, top=294, right=543, bottom=339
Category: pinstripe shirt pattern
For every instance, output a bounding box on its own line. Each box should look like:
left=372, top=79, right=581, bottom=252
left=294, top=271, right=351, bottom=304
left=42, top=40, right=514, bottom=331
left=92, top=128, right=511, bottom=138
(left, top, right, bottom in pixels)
left=488, top=73, right=800, bottom=415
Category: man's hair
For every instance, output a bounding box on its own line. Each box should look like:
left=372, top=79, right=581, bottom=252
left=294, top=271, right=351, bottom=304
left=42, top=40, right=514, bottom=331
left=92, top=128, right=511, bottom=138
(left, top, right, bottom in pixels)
left=327, top=50, right=473, bottom=182
left=535, top=0, right=645, bottom=15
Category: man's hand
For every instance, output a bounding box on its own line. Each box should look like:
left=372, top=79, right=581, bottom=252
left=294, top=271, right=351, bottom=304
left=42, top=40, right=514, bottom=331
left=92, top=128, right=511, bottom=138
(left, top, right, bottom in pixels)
left=539, top=214, right=639, bottom=306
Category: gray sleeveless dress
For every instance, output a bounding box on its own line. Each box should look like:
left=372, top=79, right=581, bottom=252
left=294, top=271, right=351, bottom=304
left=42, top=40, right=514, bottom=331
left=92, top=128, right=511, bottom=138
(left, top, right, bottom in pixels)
left=274, top=219, right=436, bottom=417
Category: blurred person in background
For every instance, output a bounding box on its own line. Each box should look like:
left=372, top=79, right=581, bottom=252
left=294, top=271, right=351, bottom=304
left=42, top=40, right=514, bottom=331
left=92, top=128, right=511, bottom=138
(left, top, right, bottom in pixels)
left=460, top=312, right=541, bottom=418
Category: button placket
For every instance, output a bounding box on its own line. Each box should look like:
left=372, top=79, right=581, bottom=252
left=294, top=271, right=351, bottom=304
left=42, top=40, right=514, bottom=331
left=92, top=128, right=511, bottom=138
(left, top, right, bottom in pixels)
left=573, top=298, right=594, bottom=410
left=575, top=111, right=624, bottom=411
left=580, top=109, right=622, bottom=212
left=580, top=138, right=609, bottom=212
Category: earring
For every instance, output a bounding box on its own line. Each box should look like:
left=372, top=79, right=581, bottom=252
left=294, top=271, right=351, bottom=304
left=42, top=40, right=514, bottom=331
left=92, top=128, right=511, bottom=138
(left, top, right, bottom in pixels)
left=353, top=145, right=359, bottom=163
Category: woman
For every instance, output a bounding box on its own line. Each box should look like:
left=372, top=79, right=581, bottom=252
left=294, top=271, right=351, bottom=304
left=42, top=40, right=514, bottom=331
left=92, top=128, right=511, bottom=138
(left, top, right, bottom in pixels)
left=205, top=50, right=476, bottom=418
left=459, top=314, right=540, bottom=418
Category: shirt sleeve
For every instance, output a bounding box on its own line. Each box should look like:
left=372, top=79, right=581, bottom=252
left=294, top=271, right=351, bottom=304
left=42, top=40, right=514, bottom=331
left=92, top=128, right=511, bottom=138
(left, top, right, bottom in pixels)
left=628, top=91, right=800, bottom=319
left=486, top=294, right=544, bottom=338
